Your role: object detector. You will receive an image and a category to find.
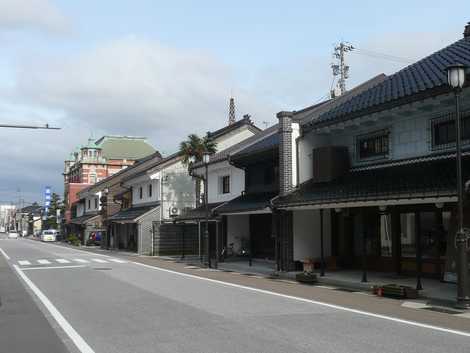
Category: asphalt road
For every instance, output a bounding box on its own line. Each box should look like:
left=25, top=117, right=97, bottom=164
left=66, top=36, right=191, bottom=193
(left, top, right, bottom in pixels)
left=1, top=236, right=470, bottom=353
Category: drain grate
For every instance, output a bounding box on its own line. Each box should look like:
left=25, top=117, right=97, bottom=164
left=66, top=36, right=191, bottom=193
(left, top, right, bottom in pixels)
left=333, top=288, right=357, bottom=293
left=423, top=306, right=462, bottom=315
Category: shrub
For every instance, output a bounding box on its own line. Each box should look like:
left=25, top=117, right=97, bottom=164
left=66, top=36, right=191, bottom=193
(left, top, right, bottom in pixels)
left=67, top=234, right=81, bottom=246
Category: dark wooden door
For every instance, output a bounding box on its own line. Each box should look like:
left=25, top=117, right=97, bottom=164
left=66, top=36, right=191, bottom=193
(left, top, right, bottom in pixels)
left=249, top=214, right=275, bottom=259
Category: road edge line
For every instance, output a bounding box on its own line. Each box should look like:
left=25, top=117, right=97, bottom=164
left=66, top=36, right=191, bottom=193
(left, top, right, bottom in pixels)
left=13, top=265, right=96, bottom=353
left=0, top=247, right=10, bottom=260
left=22, top=265, right=86, bottom=271
left=131, top=261, right=470, bottom=338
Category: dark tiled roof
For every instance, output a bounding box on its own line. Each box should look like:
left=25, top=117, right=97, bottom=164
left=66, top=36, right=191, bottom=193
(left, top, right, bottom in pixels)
left=274, top=157, right=470, bottom=208
left=231, top=132, right=279, bottom=160
left=191, top=124, right=277, bottom=169
left=175, top=202, right=225, bottom=221
left=108, top=204, right=159, bottom=222
left=216, top=193, right=277, bottom=214
left=296, top=74, right=387, bottom=125
left=70, top=213, right=100, bottom=225
left=19, top=205, right=43, bottom=216
left=310, top=38, right=470, bottom=128
left=207, top=116, right=261, bottom=140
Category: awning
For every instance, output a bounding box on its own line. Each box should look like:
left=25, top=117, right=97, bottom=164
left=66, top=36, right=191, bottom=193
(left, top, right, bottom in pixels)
left=108, top=204, right=159, bottom=223
left=274, top=155, right=469, bottom=209
left=216, top=193, right=277, bottom=215
left=175, top=202, right=225, bottom=221
left=69, top=213, right=100, bottom=225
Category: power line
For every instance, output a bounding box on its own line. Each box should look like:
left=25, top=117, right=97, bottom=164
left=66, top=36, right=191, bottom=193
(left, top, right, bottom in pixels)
left=0, top=123, right=60, bottom=130
left=351, top=47, right=414, bottom=64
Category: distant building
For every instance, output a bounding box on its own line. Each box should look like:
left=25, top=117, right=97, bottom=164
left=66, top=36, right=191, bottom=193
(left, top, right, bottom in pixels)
left=0, top=205, right=16, bottom=232
left=63, top=136, right=158, bottom=225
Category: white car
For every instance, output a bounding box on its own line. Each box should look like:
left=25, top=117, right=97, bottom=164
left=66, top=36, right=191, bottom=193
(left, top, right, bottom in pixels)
left=8, top=231, right=19, bottom=239
left=41, top=230, right=58, bottom=242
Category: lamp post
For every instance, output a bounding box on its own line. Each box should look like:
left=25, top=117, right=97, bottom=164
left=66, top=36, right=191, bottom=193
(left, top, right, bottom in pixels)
left=446, top=63, right=470, bottom=309
left=202, top=152, right=211, bottom=268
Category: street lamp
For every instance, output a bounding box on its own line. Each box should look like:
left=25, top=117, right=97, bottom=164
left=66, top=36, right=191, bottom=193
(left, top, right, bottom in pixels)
left=446, top=63, right=470, bottom=309
left=202, top=152, right=211, bottom=268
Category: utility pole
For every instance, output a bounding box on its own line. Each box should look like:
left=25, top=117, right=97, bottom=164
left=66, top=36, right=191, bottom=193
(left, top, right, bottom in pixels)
left=331, top=42, right=354, bottom=97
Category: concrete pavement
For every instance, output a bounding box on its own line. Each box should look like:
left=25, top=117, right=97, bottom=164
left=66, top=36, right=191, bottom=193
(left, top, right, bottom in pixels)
left=1, top=238, right=470, bottom=353
left=0, top=234, right=70, bottom=353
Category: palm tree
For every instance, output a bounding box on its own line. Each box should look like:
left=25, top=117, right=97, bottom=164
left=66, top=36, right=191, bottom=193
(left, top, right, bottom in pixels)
left=179, top=133, right=217, bottom=165
left=179, top=133, right=217, bottom=207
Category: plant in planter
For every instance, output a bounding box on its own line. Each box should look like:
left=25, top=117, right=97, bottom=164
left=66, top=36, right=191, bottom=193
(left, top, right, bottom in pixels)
left=302, top=258, right=315, bottom=274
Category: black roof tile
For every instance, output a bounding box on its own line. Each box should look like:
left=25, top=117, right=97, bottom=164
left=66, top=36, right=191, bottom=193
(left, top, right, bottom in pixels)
left=274, top=156, right=470, bottom=208
left=108, top=204, right=159, bottom=222
left=216, top=192, right=277, bottom=214
left=311, top=38, right=470, bottom=127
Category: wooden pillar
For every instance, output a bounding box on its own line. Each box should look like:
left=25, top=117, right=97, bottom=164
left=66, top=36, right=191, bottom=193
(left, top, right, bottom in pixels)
left=198, top=221, right=202, bottom=264
left=391, top=208, right=402, bottom=275
left=361, top=210, right=368, bottom=283
left=248, top=215, right=253, bottom=267
left=214, top=221, right=219, bottom=269
left=320, top=209, right=325, bottom=277
left=181, top=223, right=185, bottom=260
left=415, top=212, right=423, bottom=290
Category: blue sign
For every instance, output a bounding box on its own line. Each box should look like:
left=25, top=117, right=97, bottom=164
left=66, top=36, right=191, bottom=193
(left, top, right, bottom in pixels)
left=44, top=186, right=51, bottom=214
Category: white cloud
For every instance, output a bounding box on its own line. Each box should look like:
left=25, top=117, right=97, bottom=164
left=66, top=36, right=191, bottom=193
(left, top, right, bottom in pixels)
left=13, top=37, right=273, bottom=144
left=0, top=0, right=69, bottom=33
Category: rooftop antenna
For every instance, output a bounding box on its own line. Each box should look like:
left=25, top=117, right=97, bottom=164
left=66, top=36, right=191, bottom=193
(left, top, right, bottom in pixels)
left=331, top=42, right=354, bottom=98
left=228, top=97, right=236, bottom=125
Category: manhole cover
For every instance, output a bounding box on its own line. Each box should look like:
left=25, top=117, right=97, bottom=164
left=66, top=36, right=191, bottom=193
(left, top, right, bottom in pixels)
left=93, top=268, right=112, bottom=271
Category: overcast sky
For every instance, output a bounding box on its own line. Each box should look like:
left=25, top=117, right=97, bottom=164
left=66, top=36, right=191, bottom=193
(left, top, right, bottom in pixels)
left=0, top=0, right=468, bottom=204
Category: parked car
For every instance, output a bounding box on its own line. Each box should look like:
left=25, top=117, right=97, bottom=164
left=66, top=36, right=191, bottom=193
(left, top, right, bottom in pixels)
left=8, top=230, right=19, bottom=239
left=41, top=229, right=58, bottom=242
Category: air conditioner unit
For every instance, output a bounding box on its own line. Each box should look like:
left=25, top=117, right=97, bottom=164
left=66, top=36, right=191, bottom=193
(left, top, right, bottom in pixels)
left=169, top=206, right=179, bottom=217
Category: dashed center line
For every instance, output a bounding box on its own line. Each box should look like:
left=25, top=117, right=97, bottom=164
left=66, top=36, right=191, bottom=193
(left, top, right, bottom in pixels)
left=18, top=260, right=31, bottom=266
left=73, top=259, right=89, bottom=263
left=91, top=259, right=107, bottom=263
left=37, top=259, right=51, bottom=265
left=56, top=259, right=71, bottom=264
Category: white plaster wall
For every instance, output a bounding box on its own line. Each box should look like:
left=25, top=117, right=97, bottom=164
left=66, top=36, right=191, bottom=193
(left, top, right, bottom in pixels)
left=206, top=161, right=245, bottom=204
left=227, top=214, right=249, bottom=254
left=85, top=193, right=101, bottom=213
left=160, top=160, right=196, bottom=220
left=131, top=179, right=160, bottom=206
left=215, top=126, right=256, bottom=152
left=298, top=132, right=330, bottom=183
left=293, top=209, right=331, bottom=261
left=76, top=203, right=85, bottom=217
left=298, top=100, right=460, bottom=183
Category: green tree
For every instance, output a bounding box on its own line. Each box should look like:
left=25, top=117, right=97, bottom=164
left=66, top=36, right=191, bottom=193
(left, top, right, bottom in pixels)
left=179, top=133, right=217, bottom=165
left=44, top=193, right=63, bottom=230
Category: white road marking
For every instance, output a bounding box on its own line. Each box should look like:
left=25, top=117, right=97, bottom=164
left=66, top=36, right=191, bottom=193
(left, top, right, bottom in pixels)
left=13, top=265, right=95, bottom=353
left=37, top=259, right=51, bottom=265
left=22, top=265, right=86, bottom=271
left=56, top=259, right=70, bottom=264
left=18, top=260, right=31, bottom=266
left=91, top=258, right=107, bottom=263
left=74, top=258, right=89, bottom=263
left=108, top=258, right=126, bottom=263
left=0, top=247, right=10, bottom=260
left=132, top=261, right=470, bottom=338
left=31, top=240, right=111, bottom=257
